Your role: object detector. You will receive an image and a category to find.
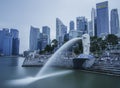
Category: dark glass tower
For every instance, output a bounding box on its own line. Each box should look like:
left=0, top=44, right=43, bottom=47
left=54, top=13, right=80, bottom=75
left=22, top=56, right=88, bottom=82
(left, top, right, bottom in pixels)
left=10, top=29, right=20, bottom=55
left=96, top=1, right=109, bottom=37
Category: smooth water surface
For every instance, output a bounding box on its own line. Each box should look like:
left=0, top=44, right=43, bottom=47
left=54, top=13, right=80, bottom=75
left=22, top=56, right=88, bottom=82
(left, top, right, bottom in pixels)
left=0, top=57, right=120, bottom=88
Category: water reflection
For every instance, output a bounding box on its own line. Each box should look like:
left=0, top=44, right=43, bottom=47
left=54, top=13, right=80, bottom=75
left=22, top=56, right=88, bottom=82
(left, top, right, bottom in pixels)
left=0, top=57, right=120, bottom=88
left=9, top=58, right=18, bottom=66
left=8, top=70, right=73, bottom=86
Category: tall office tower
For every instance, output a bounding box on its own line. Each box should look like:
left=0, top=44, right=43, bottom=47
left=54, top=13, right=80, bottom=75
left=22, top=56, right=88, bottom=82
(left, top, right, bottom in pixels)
left=3, top=33, right=13, bottom=56
left=37, top=32, right=49, bottom=51
left=42, top=26, right=50, bottom=44
left=56, top=18, right=67, bottom=46
left=61, top=25, right=67, bottom=44
left=10, top=29, right=20, bottom=55
left=29, top=26, right=40, bottom=51
left=96, top=1, right=109, bottom=37
left=88, top=20, right=93, bottom=36
left=12, top=38, right=20, bottom=55
left=69, top=21, right=75, bottom=31
left=0, top=28, right=9, bottom=54
left=110, top=9, right=119, bottom=35
left=91, top=8, right=96, bottom=36
left=76, top=17, right=88, bottom=34
left=10, top=29, right=19, bottom=38
left=41, top=34, right=49, bottom=50
left=64, top=33, right=69, bottom=42
left=0, top=30, right=3, bottom=53
left=94, top=17, right=97, bottom=36
left=37, top=33, right=43, bottom=51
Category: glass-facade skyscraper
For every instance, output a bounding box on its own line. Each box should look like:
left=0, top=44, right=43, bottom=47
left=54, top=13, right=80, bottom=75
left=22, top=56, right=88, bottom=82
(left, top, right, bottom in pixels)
left=88, top=21, right=93, bottom=36
left=42, top=26, right=50, bottom=44
left=69, top=21, right=74, bottom=31
left=96, top=1, right=109, bottom=37
left=91, top=8, right=96, bottom=36
left=10, top=29, right=20, bottom=55
left=3, top=33, right=13, bottom=56
left=56, top=18, right=67, bottom=46
left=0, top=28, right=19, bottom=56
left=76, top=17, right=88, bottom=34
left=29, top=26, right=40, bottom=51
left=110, top=9, right=119, bottom=35
left=0, top=30, right=3, bottom=53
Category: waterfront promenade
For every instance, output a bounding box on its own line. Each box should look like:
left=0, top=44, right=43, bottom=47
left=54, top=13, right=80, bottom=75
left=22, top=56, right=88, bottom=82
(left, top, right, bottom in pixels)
left=22, top=54, right=120, bottom=76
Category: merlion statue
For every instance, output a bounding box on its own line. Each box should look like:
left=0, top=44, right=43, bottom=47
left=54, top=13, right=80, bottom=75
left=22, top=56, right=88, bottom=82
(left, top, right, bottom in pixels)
left=82, top=34, right=90, bottom=55
left=73, top=34, right=95, bottom=69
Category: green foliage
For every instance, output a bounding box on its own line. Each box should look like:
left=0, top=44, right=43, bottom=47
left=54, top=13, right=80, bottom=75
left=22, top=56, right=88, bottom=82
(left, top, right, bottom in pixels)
left=44, top=45, right=52, bottom=53
left=74, top=47, right=80, bottom=54
left=73, top=40, right=83, bottom=55
left=39, top=39, right=58, bottom=54
left=90, top=34, right=118, bottom=55
left=51, top=39, right=58, bottom=47
left=90, top=36, right=107, bottom=53
left=39, top=50, right=46, bottom=54
left=39, top=34, right=119, bottom=56
left=105, top=34, right=118, bottom=45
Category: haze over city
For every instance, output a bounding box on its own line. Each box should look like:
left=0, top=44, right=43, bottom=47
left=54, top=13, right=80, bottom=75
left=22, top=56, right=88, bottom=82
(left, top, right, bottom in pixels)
left=0, top=1, right=120, bottom=88
left=0, top=0, right=119, bottom=53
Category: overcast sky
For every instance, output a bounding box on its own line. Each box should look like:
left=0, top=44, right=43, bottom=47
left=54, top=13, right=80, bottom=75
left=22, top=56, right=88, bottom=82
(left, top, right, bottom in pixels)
left=0, top=0, right=119, bottom=53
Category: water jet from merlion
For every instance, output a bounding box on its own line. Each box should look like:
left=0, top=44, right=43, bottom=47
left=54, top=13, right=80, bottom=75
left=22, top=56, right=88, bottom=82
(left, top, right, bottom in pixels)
left=8, top=34, right=95, bottom=86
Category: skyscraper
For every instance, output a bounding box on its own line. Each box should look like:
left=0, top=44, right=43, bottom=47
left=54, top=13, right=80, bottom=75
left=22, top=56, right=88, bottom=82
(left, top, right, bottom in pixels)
left=91, top=8, right=96, bottom=36
left=110, top=9, right=119, bottom=35
left=88, top=20, right=93, bottom=36
left=0, top=28, right=20, bottom=56
left=76, top=17, right=88, bottom=33
left=29, top=26, right=40, bottom=51
left=12, top=38, right=20, bottom=55
left=69, top=21, right=74, bottom=31
left=37, top=33, right=43, bottom=51
left=56, top=18, right=67, bottom=46
left=10, top=29, right=20, bottom=55
left=56, top=18, right=63, bottom=41
left=3, top=33, right=13, bottom=56
left=0, top=30, right=3, bottom=53
left=42, top=26, right=50, bottom=44
left=41, top=34, right=48, bottom=50
left=96, top=1, right=109, bottom=37
left=10, top=29, right=19, bottom=38
left=0, top=28, right=9, bottom=54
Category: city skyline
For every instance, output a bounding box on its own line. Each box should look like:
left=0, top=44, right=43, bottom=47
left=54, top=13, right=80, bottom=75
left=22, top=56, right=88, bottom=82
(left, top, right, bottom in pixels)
left=0, top=0, right=120, bottom=53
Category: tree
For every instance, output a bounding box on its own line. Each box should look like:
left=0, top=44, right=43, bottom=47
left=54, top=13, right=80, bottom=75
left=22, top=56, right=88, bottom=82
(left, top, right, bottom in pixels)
left=78, top=39, right=83, bottom=53
left=90, top=35, right=118, bottom=56
left=90, top=36, right=100, bottom=53
left=44, top=45, right=52, bottom=53
left=51, top=39, right=58, bottom=47
left=73, top=40, right=83, bottom=55
left=105, top=34, right=118, bottom=45
left=90, top=36, right=107, bottom=53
